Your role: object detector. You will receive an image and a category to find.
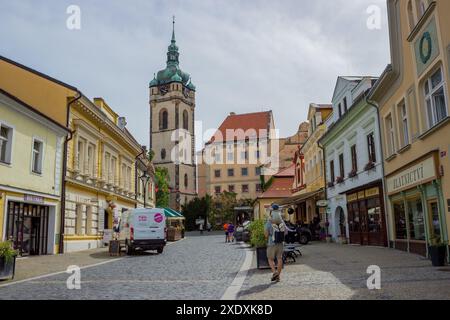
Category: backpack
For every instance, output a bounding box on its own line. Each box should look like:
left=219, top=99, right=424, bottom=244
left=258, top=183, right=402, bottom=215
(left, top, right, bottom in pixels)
left=272, top=223, right=286, bottom=244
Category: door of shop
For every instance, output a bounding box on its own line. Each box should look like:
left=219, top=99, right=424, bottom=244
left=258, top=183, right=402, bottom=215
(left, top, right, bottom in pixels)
left=348, top=196, right=386, bottom=247
left=6, top=201, right=49, bottom=256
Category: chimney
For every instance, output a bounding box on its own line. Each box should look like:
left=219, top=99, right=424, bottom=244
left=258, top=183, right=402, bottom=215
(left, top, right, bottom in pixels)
left=230, top=112, right=236, bottom=116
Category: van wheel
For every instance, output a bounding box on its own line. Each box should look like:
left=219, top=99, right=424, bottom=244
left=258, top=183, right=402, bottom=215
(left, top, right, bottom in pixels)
left=157, top=247, right=164, bottom=254
left=299, top=234, right=309, bottom=245
left=126, top=242, right=134, bottom=255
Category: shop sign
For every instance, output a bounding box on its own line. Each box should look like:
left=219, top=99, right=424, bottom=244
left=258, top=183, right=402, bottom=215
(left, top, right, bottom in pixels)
left=316, top=200, right=328, bottom=207
left=386, top=156, right=437, bottom=195
left=347, top=193, right=358, bottom=202
left=358, top=191, right=365, bottom=199
left=365, top=187, right=379, bottom=198
left=24, top=194, right=44, bottom=204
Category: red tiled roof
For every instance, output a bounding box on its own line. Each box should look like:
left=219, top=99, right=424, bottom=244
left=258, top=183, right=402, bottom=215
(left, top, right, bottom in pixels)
left=274, top=164, right=295, bottom=177
left=209, top=111, right=272, bottom=143
left=259, top=176, right=293, bottom=199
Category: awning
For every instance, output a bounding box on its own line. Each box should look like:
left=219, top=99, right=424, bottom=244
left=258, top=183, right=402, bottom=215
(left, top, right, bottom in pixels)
left=163, top=208, right=185, bottom=219
left=278, top=189, right=325, bottom=206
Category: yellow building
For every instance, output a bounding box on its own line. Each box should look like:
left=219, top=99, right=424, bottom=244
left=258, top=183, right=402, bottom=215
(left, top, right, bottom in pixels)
left=369, top=0, right=450, bottom=258
left=0, top=56, right=78, bottom=256
left=64, top=96, right=154, bottom=252
left=281, top=104, right=332, bottom=225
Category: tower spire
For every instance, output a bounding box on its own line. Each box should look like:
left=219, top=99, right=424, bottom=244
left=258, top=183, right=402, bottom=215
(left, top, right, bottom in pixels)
left=172, top=15, right=176, bottom=43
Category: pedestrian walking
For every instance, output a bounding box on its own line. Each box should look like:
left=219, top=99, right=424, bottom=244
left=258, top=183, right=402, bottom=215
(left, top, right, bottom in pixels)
left=265, top=204, right=287, bottom=282
left=224, top=223, right=229, bottom=242
left=227, top=223, right=235, bottom=243
left=199, top=223, right=204, bottom=235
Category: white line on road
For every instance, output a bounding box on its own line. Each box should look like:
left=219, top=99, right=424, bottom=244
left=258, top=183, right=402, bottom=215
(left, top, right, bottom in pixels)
left=221, top=243, right=254, bottom=301
left=0, top=239, right=184, bottom=289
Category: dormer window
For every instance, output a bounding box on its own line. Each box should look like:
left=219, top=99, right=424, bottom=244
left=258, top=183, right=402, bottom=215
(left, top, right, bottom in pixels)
left=338, top=103, right=343, bottom=118
left=343, top=97, right=348, bottom=113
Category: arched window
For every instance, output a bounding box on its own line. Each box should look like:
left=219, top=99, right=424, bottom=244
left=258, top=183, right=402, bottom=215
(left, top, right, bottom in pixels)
left=183, top=110, right=189, bottom=131
left=184, top=173, right=188, bottom=188
left=161, top=149, right=166, bottom=160
left=159, top=109, right=168, bottom=130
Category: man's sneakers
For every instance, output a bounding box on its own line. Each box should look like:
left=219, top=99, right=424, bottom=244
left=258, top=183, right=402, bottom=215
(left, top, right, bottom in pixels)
left=271, top=272, right=280, bottom=282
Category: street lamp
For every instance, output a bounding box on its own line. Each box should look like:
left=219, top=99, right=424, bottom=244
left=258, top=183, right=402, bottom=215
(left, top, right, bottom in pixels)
left=140, top=170, right=151, bottom=208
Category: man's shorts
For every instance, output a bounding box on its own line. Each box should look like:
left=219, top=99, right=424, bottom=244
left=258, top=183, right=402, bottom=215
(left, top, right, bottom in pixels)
left=267, top=244, right=284, bottom=260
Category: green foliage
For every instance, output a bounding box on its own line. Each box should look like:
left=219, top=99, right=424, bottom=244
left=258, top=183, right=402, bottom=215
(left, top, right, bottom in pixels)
left=182, top=196, right=212, bottom=231
left=147, top=150, right=155, bottom=162
left=248, top=220, right=267, bottom=248
left=155, top=167, right=170, bottom=208
left=0, top=241, right=18, bottom=263
left=263, top=177, right=274, bottom=192
left=212, top=192, right=238, bottom=227
left=430, top=236, right=448, bottom=247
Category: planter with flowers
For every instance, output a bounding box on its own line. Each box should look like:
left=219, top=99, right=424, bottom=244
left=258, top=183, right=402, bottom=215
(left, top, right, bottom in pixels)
left=336, top=176, right=344, bottom=184
left=348, top=170, right=358, bottom=179
left=365, top=161, right=376, bottom=171
left=0, top=241, right=18, bottom=281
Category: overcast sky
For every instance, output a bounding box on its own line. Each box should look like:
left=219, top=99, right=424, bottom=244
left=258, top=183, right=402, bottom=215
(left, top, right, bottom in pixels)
left=0, top=0, right=390, bottom=150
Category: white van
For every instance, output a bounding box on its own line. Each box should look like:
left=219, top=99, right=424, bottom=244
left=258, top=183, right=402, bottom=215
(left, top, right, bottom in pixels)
left=118, top=208, right=167, bottom=255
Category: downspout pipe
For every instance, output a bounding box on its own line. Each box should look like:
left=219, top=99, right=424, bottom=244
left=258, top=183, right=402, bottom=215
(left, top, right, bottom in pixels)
left=59, top=91, right=82, bottom=254
left=366, top=97, right=392, bottom=248
left=317, top=141, right=328, bottom=234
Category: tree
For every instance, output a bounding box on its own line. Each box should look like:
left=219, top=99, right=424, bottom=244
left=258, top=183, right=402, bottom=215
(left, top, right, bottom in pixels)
left=155, top=167, right=170, bottom=208
left=182, top=196, right=212, bottom=231
left=147, top=149, right=155, bottom=162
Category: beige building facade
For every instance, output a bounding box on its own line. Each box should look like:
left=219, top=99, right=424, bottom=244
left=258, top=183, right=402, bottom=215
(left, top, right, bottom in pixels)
left=370, top=0, right=450, bottom=257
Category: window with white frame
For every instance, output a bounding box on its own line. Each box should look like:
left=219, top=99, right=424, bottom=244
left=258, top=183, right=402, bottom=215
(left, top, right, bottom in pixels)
left=386, top=114, right=396, bottom=156
left=424, top=67, right=448, bottom=129
left=0, top=124, right=12, bottom=164
left=399, top=101, right=409, bottom=147
left=32, top=139, right=43, bottom=174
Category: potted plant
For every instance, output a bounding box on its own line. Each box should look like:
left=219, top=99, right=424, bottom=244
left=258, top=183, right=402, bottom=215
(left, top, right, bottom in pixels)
left=336, top=176, right=344, bottom=184
left=327, top=181, right=335, bottom=188
left=348, top=170, right=357, bottom=179
left=248, top=220, right=270, bottom=269
left=429, top=237, right=447, bottom=267
left=364, top=161, right=375, bottom=171
left=0, top=240, right=18, bottom=280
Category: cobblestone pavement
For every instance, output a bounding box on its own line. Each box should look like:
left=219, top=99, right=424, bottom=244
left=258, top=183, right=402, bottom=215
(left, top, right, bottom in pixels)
left=0, top=232, right=246, bottom=300
left=239, top=242, right=450, bottom=300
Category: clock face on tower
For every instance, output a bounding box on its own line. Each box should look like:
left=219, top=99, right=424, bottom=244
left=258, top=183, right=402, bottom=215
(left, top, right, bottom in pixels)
left=159, top=85, right=169, bottom=96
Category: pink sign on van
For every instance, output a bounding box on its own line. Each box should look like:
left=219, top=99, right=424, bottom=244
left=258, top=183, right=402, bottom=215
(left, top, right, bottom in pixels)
left=154, top=213, right=164, bottom=223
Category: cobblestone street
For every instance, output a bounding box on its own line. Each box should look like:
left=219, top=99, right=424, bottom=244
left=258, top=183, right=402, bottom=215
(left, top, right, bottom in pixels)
left=240, top=243, right=450, bottom=300
left=2, top=235, right=450, bottom=300
left=0, top=232, right=246, bottom=300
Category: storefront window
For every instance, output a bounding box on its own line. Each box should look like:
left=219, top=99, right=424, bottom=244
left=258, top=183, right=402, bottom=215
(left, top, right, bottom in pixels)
left=407, top=199, right=425, bottom=241
left=394, top=202, right=407, bottom=239
left=367, top=198, right=382, bottom=233
left=429, top=201, right=441, bottom=238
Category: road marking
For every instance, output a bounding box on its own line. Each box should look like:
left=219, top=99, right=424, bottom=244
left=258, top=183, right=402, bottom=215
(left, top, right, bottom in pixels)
left=0, top=239, right=184, bottom=289
left=221, top=243, right=254, bottom=300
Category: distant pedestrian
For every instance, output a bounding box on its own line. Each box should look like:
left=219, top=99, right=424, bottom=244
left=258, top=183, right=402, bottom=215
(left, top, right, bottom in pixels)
left=199, top=223, right=204, bottom=235
left=224, top=223, right=229, bottom=242
left=265, top=204, right=287, bottom=283
left=227, top=223, right=235, bottom=243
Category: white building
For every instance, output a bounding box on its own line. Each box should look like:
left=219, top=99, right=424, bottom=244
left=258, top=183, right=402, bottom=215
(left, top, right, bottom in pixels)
left=320, top=76, right=388, bottom=247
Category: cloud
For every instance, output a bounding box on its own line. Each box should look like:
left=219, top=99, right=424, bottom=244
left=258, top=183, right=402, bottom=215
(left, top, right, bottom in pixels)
left=0, top=0, right=389, bottom=149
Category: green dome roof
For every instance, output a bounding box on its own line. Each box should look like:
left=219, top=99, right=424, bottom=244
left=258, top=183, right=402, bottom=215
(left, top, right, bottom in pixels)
left=149, top=75, right=159, bottom=87
left=171, top=73, right=183, bottom=82
left=150, top=19, right=194, bottom=89
left=187, top=81, right=196, bottom=91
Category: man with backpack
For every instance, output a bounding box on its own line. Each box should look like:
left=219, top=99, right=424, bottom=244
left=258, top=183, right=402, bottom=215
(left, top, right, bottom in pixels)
left=264, top=204, right=287, bottom=282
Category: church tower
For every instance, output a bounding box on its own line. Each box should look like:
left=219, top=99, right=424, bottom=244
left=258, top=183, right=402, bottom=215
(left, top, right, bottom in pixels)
left=150, top=19, right=197, bottom=210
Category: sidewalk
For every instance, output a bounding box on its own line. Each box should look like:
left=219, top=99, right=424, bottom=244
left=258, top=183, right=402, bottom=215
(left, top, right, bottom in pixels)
left=238, top=242, right=450, bottom=300
left=2, top=247, right=121, bottom=284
